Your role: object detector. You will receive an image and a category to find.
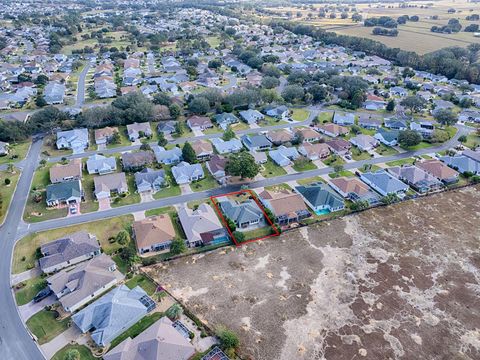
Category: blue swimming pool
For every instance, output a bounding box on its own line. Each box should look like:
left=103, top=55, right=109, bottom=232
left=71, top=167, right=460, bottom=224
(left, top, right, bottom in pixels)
left=314, top=209, right=331, bottom=216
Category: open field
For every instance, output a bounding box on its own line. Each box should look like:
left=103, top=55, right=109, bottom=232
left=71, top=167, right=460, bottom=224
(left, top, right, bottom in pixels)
left=145, top=185, right=480, bottom=360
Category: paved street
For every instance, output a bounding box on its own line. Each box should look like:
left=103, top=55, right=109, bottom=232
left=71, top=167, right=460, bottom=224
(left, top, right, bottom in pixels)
left=75, top=62, right=91, bottom=108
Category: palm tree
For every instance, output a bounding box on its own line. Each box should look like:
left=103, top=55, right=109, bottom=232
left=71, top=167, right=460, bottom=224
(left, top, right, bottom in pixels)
left=166, top=303, right=183, bottom=321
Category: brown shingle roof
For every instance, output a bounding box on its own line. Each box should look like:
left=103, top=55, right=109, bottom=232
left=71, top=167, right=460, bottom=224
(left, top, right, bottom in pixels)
left=416, top=160, right=459, bottom=180
left=330, top=177, right=370, bottom=196
left=133, top=215, right=176, bottom=249
left=49, top=159, right=82, bottom=183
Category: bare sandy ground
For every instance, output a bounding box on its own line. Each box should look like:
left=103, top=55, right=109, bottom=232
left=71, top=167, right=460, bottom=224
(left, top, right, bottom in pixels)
left=145, top=186, right=480, bottom=360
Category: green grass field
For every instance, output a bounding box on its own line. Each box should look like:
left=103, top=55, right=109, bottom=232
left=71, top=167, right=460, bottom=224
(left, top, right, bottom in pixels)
left=0, top=170, right=20, bottom=224
left=26, top=309, right=70, bottom=345
left=0, top=141, right=30, bottom=165
left=291, top=108, right=310, bottom=121
left=386, top=158, right=416, bottom=167
left=14, top=276, right=47, bottom=306
left=52, top=345, right=95, bottom=360
left=125, top=274, right=157, bottom=296
left=261, top=158, right=287, bottom=178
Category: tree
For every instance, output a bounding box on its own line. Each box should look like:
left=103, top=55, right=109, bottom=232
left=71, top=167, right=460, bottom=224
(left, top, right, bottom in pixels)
left=188, top=97, right=210, bottom=114
left=398, top=129, right=422, bottom=147
left=158, top=132, right=168, bottom=147
left=308, top=84, right=328, bottom=103
left=431, top=129, right=450, bottom=143
left=4, top=178, right=10, bottom=185
left=386, top=99, right=395, bottom=112
left=182, top=142, right=197, bottom=164
left=110, top=131, right=121, bottom=144
left=349, top=200, right=369, bottom=211
left=217, top=328, right=240, bottom=350
left=222, top=126, right=235, bottom=141
left=400, top=95, right=426, bottom=115
left=115, top=230, right=130, bottom=245
left=174, top=122, right=184, bottom=136
left=169, top=238, right=187, bottom=255
left=282, top=84, right=304, bottom=103
left=381, top=193, right=399, bottom=205
left=119, top=246, right=137, bottom=267
left=333, top=164, right=344, bottom=174
left=169, top=104, right=181, bottom=119
left=232, top=231, right=245, bottom=243
left=208, top=58, right=222, bottom=69
left=64, top=349, right=81, bottom=360
left=166, top=303, right=183, bottom=320
left=261, top=76, right=280, bottom=89
left=153, top=93, right=172, bottom=107
left=458, top=135, right=467, bottom=143
left=434, top=108, right=457, bottom=126
left=34, top=74, right=49, bottom=86
left=225, top=152, right=260, bottom=179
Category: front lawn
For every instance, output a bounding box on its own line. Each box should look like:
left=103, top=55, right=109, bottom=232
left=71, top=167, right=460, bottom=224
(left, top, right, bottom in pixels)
left=0, top=170, right=20, bottom=224
left=259, top=116, right=287, bottom=127
left=13, top=215, right=134, bottom=274
left=52, top=345, right=95, bottom=360
left=191, top=166, right=219, bottom=192
left=375, top=143, right=399, bottom=156
left=386, top=158, right=416, bottom=167
left=358, top=164, right=382, bottom=173
left=111, top=173, right=140, bottom=207
left=203, top=126, right=222, bottom=135
left=0, top=141, right=30, bottom=165
left=292, top=159, right=317, bottom=172
left=152, top=185, right=181, bottom=199
left=316, top=112, right=333, bottom=123
left=401, top=141, right=433, bottom=151
left=231, top=122, right=250, bottom=131
left=106, top=126, right=131, bottom=149
left=328, top=170, right=355, bottom=178
left=291, top=108, right=310, bottom=121
left=296, top=176, right=326, bottom=185
left=125, top=274, right=157, bottom=296
left=26, top=309, right=70, bottom=345
left=322, top=154, right=345, bottom=167
left=261, top=158, right=287, bottom=178
left=14, top=276, right=47, bottom=306
left=109, top=312, right=163, bottom=349
left=351, top=147, right=372, bottom=161
left=465, top=133, right=480, bottom=149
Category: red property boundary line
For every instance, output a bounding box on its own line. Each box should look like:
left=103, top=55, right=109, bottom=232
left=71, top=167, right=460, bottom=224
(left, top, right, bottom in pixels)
left=210, top=189, right=280, bottom=246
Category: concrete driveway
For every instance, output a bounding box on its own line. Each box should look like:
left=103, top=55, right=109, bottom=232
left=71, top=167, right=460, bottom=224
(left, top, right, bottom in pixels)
left=180, top=184, right=193, bottom=195
left=40, top=326, right=83, bottom=359
left=313, top=159, right=326, bottom=168
left=284, top=165, right=297, bottom=174
left=98, top=198, right=111, bottom=211
left=11, top=268, right=41, bottom=286
left=18, top=295, right=56, bottom=322
left=140, top=192, right=153, bottom=203
left=193, top=129, right=204, bottom=136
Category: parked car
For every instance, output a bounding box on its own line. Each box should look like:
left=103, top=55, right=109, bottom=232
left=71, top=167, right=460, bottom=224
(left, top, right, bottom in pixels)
left=33, top=287, right=52, bottom=303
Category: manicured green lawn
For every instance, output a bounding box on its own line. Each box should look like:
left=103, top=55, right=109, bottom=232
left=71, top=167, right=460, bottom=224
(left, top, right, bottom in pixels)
left=231, top=122, right=250, bottom=131
left=465, top=133, right=480, bottom=149
left=111, top=173, right=140, bottom=207
left=125, top=274, right=157, bottom=296
left=317, top=112, right=333, bottom=123
left=191, top=166, right=219, bottom=192
left=261, top=158, right=287, bottom=178
left=386, top=158, right=416, bottom=167
left=401, top=142, right=433, bottom=151
left=0, top=141, right=30, bottom=165
left=13, top=215, right=134, bottom=274
left=31, top=164, right=52, bottom=190
left=421, top=154, right=433, bottom=159
left=351, top=147, right=372, bottom=161
left=322, top=154, right=345, bottom=167
left=328, top=170, right=355, bottom=178
left=264, top=183, right=292, bottom=192
left=203, top=127, right=222, bottom=135
left=375, top=143, right=399, bottom=156
left=206, top=36, right=221, bottom=48
left=292, top=160, right=317, bottom=172
left=0, top=170, right=19, bottom=224
left=109, top=312, right=163, bottom=349
left=241, top=226, right=276, bottom=242
left=291, top=108, right=310, bottom=121
left=14, top=276, right=47, bottom=306
left=106, top=126, right=131, bottom=149
left=26, top=309, right=70, bottom=345
left=260, top=116, right=287, bottom=127
left=52, top=345, right=95, bottom=360
left=152, top=185, right=181, bottom=199
left=296, top=176, right=326, bottom=185
left=358, top=164, right=381, bottom=173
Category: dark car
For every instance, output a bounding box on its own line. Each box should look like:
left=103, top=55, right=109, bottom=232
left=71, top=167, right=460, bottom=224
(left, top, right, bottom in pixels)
left=33, top=287, right=52, bottom=303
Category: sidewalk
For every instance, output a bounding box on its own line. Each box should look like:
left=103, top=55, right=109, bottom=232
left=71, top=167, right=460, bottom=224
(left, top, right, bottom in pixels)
left=11, top=267, right=41, bottom=286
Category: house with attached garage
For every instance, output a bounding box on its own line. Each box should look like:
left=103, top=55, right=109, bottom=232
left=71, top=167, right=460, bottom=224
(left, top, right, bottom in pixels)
left=126, top=122, right=152, bottom=141
left=439, top=155, right=480, bottom=175
left=350, top=134, right=379, bottom=151
left=210, top=138, right=243, bottom=154
left=186, top=115, right=213, bottom=131
left=214, top=113, right=239, bottom=130
left=329, top=177, right=380, bottom=205
left=390, top=86, right=408, bottom=97
left=157, top=121, right=177, bottom=135
left=316, top=123, right=349, bottom=137
left=206, top=155, right=228, bottom=182
left=269, top=145, right=300, bottom=166
left=56, top=128, right=89, bottom=154
left=416, top=159, right=459, bottom=184
left=191, top=140, right=214, bottom=161
left=266, top=129, right=294, bottom=145
left=47, top=253, right=123, bottom=313
left=133, top=215, right=176, bottom=254
left=152, top=145, right=182, bottom=165
left=0, top=141, right=9, bottom=156
left=360, top=170, right=409, bottom=197
left=241, top=134, right=272, bottom=151
left=46, top=180, right=83, bottom=207
left=410, top=121, right=435, bottom=138
left=39, top=231, right=100, bottom=274
left=298, top=142, right=330, bottom=160
left=359, top=115, right=382, bottom=129
left=134, top=168, right=166, bottom=194
left=326, top=138, right=352, bottom=156
left=264, top=105, right=290, bottom=120
left=171, top=161, right=204, bottom=184
left=296, top=127, right=322, bottom=143
left=44, top=81, right=66, bottom=104
left=94, top=172, right=128, bottom=200
left=387, top=165, right=443, bottom=193
left=363, top=94, right=386, bottom=111
left=295, top=183, right=345, bottom=214
left=374, top=128, right=399, bottom=146
left=86, top=154, right=117, bottom=175
left=463, top=149, right=480, bottom=163
left=239, top=109, right=264, bottom=124
left=384, top=119, right=407, bottom=131
left=258, top=189, right=311, bottom=225
left=218, top=198, right=265, bottom=229
left=121, top=151, right=155, bottom=172
left=49, top=159, right=82, bottom=183
left=94, top=127, right=119, bottom=146
left=459, top=109, right=480, bottom=123
left=72, top=285, right=156, bottom=347
left=177, top=204, right=229, bottom=247
left=333, top=112, right=355, bottom=126
left=250, top=150, right=268, bottom=164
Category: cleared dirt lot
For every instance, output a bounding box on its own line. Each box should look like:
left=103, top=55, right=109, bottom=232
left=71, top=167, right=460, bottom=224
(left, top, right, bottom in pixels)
left=145, top=186, right=480, bottom=360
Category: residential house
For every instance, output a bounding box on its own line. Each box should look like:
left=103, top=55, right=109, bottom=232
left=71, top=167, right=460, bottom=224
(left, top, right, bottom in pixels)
left=206, top=155, right=228, bottom=182
left=241, top=134, right=272, bottom=151
left=440, top=155, right=480, bottom=175
left=364, top=94, right=386, bottom=111
left=358, top=115, right=382, bottom=129
left=269, top=145, right=300, bottom=166
left=316, top=123, right=349, bottom=137
left=388, top=165, right=443, bottom=193
left=177, top=204, right=228, bottom=247
left=266, top=129, right=294, bottom=145
left=264, top=105, right=289, bottom=120
left=86, top=154, right=117, bottom=175
left=329, top=177, right=380, bottom=205
left=463, top=149, right=480, bottom=163
left=360, top=170, right=409, bottom=197
left=56, top=128, right=89, bottom=154
left=72, top=285, right=155, bottom=347
left=171, top=162, right=204, bottom=184
left=333, top=112, right=355, bottom=126
left=0, top=141, right=9, bottom=155
left=459, top=109, right=480, bottom=123
left=350, top=134, right=379, bottom=151
left=39, top=231, right=100, bottom=273
left=94, top=172, right=128, bottom=200
left=191, top=140, right=214, bottom=161
left=104, top=317, right=195, bottom=360
left=201, top=347, right=230, bottom=360
left=121, top=151, right=155, bottom=172
left=49, top=159, right=82, bottom=183
left=384, top=119, right=407, bottom=130
left=214, top=113, right=239, bottom=130
left=126, top=122, right=152, bottom=142
left=296, top=127, right=322, bottom=143
left=94, top=127, right=118, bottom=146
left=326, top=139, right=352, bottom=155
left=410, top=121, right=435, bottom=138
left=152, top=145, right=182, bottom=165
left=239, top=109, right=264, bottom=124
left=416, top=159, right=459, bottom=184
left=250, top=150, right=268, bottom=164
left=295, top=183, right=345, bottom=214
left=258, top=189, right=310, bottom=225
left=210, top=138, right=243, bottom=154
left=186, top=115, right=213, bottom=131
left=133, top=215, right=176, bottom=254
left=218, top=198, right=264, bottom=229
left=298, top=142, right=330, bottom=160
left=375, top=129, right=399, bottom=146
left=134, top=168, right=166, bottom=193
left=47, top=253, right=123, bottom=313
left=157, top=121, right=177, bottom=135
left=44, top=82, right=66, bottom=104
left=390, top=86, right=408, bottom=97
left=46, top=180, right=83, bottom=207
